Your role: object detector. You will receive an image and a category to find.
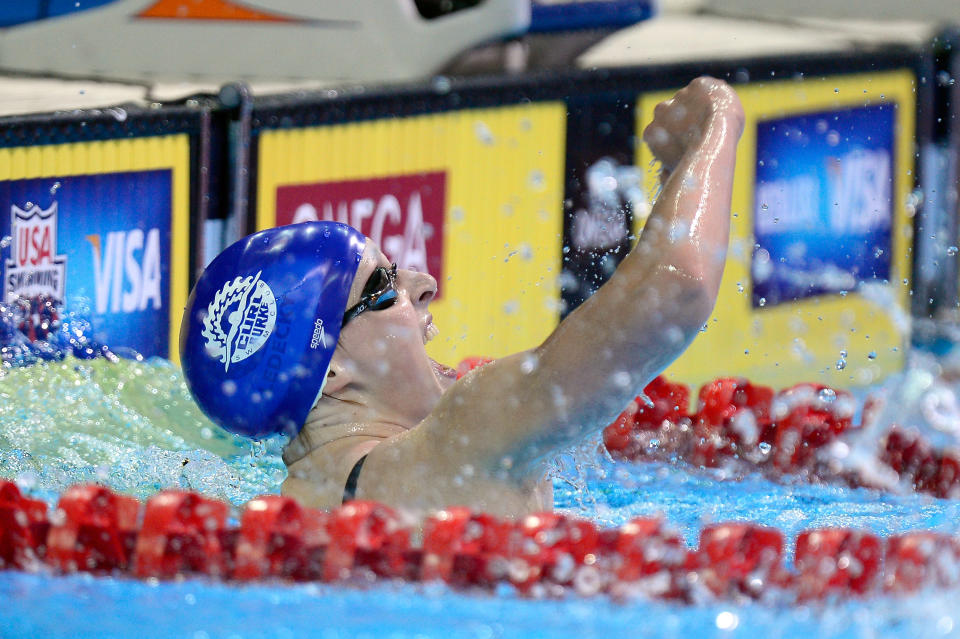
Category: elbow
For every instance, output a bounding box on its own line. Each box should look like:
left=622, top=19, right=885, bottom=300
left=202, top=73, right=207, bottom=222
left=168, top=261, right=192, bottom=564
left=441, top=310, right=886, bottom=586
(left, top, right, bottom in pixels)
left=660, top=247, right=726, bottom=334
left=685, top=283, right=717, bottom=332
left=659, top=268, right=718, bottom=339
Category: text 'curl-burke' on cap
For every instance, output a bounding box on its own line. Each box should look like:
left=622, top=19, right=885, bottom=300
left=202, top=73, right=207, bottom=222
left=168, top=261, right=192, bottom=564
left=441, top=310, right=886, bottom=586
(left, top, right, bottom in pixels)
left=180, top=221, right=364, bottom=438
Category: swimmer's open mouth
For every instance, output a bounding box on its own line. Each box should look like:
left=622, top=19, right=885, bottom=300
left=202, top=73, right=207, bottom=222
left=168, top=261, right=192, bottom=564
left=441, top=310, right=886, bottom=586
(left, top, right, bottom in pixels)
left=431, top=358, right=457, bottom=379
left=423, top=315, right=455, bottom=378
left=423, top=314, right=439, bottom=345
left=424, top=322, right=439, bottom=344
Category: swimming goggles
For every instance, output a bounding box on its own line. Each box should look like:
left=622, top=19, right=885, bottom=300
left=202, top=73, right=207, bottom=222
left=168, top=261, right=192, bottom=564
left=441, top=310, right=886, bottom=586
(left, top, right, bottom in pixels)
left=341, top=263, right=399, bottom=326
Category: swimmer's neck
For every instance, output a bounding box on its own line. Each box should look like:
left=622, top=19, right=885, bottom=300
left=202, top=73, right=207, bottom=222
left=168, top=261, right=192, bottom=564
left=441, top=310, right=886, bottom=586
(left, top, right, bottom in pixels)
left=282, top=396, right=411, bottom=466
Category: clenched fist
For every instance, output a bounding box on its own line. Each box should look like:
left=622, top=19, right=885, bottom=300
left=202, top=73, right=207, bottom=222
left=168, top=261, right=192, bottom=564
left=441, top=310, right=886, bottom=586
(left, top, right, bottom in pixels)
left=643, top=77, right=744, bottom=181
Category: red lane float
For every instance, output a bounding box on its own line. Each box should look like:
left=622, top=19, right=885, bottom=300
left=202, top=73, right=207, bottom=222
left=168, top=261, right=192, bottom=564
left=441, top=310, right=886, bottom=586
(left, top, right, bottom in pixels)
left=0, top=481, right=49, bottom=569
left=47, top=485, right=140, bottom=573
left=612, top=517, right=686, bottom=599
left=233, top=495, right=329, bottom=581
left=510, top=512, right=602, bottom=593
left=2, top=479, right=960, bottom=601
left=694, top=523, right=786, bottom=598
left=421, top=507, right=512, bottom=588
left=884, top=532, right=960, bottom=593
left=794, top=528, right=882, bottom=600
left=324, top=500, right=416, bottom=581
left=133, top=490, right=230, bottom=579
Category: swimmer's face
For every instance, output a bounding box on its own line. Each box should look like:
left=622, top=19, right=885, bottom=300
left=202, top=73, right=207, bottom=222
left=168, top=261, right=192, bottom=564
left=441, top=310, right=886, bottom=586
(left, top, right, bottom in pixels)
left=331, top=238, right=456, bottom=426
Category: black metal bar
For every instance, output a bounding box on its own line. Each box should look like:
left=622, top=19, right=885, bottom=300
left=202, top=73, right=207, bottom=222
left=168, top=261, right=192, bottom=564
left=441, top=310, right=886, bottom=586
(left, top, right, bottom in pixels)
left=189, top=105, right=212, bottom=287
left=912, top=29, right=960, bottom=326
left=218, top=83, right=255, bottom=241
left=0, top=103, right=209, bottom=149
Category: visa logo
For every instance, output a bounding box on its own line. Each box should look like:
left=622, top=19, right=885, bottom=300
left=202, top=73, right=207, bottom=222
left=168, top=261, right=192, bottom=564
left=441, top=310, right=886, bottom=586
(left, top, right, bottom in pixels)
left=86, top=228, right=162, bottom=314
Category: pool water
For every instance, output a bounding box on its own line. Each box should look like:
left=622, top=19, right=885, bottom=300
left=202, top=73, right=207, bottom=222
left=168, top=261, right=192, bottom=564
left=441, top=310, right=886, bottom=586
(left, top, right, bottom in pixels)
left=3, top=357, right=960, bottom=638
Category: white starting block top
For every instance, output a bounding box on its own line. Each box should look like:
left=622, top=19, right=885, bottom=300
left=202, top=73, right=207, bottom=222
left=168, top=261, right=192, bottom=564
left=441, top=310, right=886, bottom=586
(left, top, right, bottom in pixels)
left=0, top=0, right=952, bottom=119
left=0, top=77, right=147, bottom=118
left=580, top=14, right=938, bottom=68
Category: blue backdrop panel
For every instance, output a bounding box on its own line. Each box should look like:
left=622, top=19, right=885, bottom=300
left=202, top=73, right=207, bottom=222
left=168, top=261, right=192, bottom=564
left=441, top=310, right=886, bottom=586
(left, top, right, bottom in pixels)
left=753, top=104, right=897, bottom=308
left=0, top=170, right=173, bottom=357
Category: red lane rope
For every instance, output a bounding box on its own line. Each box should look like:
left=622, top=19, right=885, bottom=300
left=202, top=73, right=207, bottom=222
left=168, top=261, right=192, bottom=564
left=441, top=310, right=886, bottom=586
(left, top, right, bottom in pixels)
left=601, top=375, right=960, bottom=499
left=2, top=477, right=959, bottom=601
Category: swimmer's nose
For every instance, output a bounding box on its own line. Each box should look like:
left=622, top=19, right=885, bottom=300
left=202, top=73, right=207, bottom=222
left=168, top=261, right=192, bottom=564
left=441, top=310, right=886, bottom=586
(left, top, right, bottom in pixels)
left=400, top=268, right=437, bottom=308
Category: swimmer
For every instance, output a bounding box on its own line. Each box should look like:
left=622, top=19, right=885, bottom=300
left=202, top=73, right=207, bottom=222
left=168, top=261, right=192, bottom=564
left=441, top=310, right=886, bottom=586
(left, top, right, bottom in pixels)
left=181, top=77, right=744, bottom=518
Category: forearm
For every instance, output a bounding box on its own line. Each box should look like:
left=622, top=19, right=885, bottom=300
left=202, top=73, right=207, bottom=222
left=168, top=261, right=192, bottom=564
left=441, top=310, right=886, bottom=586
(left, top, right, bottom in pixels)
left=631, top=108, right=740, bottom=300
left=521, top=109, right=741, bottom=453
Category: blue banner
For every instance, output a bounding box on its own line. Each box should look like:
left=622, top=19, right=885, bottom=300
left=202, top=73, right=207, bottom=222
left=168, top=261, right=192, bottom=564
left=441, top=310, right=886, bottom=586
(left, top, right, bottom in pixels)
left=0, top=170, right=173, bottom=357
left=752, top=104, right=896, bottom=308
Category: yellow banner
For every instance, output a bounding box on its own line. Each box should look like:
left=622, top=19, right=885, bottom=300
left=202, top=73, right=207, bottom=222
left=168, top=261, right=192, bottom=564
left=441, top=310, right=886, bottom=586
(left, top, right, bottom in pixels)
left=636, top=71, right=916, bottom=390
left=257, top=103, right=567, bottom=366
left=0, top=135, right=191, bottom=361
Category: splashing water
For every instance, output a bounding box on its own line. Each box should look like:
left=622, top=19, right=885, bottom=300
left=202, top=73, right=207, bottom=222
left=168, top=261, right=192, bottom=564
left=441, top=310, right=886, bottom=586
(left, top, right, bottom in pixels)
left=0, top=297, right=286, bottom=505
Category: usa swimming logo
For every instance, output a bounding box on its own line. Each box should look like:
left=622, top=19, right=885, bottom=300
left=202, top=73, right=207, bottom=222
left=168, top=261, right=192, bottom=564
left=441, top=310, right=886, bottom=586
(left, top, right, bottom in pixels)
left=202, top=271, right=277, bottom=371
left=4, top=202, right=67, bottom=302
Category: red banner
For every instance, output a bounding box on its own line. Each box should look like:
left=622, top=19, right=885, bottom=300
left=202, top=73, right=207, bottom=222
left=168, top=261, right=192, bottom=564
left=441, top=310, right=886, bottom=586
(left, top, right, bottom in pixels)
left=276, top=172, right=446, bottom=297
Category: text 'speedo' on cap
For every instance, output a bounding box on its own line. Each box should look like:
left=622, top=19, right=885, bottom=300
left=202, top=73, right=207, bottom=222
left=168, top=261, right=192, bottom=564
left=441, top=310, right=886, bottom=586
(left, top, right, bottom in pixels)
left=180, top=222, right=365, bottom=438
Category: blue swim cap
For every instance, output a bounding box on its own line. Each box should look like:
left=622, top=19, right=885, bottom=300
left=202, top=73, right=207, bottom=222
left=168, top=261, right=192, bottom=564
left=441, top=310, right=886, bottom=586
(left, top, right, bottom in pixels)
left=180, top=222, right=365, bottom=438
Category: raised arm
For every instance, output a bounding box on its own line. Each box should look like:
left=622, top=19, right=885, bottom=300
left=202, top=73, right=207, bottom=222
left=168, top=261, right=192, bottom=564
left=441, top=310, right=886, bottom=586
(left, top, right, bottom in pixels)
left=386, top=78, right=744, bottom=484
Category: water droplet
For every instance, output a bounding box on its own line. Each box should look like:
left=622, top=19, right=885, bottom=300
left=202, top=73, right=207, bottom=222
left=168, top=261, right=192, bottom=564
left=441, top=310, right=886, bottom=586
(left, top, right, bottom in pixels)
left=106, top=107, right=127, bottom=122
left=716, top=611, right=739, bottom=630
left=520, top=353, right=539, bottom=374
left=50, top=182, right=61, bottom=195
left=948, top=246, right=958, bottom=256
left=474, top=121, right=495, bottom=145
left=528, top=170, right=545, bottom=190
left=874, top=247, right=884, bottom=258
left=836, top=358, right=846, bottom=371
left=611, top=371, right=632, bottom=388
left=818, top=388, right=837, bottom=403
left=431, top=75, right=451, bottom=94
left=868, top=351, right=877, bottom=360
left=758, top=442, right=772, bottom=454
left=758, top=297, right=766, bottom=307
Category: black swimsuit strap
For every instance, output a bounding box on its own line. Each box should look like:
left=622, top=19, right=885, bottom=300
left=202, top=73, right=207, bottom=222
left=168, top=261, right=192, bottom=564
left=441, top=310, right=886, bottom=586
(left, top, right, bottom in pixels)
left=342, top=454, right=368, bottom=504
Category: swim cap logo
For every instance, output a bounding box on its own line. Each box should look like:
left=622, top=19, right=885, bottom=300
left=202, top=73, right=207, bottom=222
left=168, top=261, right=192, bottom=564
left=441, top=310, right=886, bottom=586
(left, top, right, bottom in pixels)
left=201, top=271, right=277, bottom=371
